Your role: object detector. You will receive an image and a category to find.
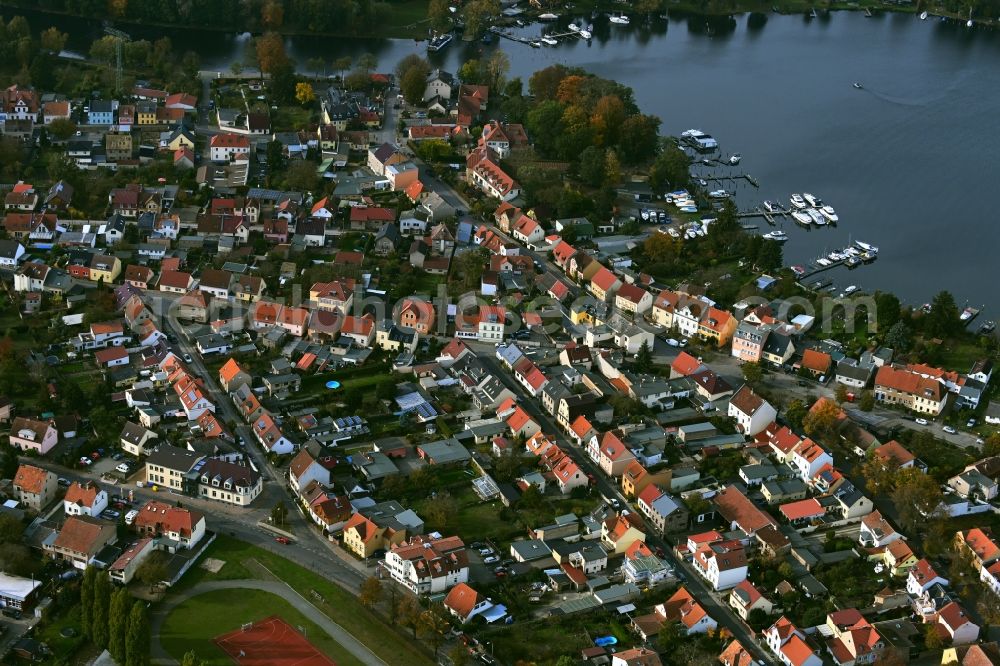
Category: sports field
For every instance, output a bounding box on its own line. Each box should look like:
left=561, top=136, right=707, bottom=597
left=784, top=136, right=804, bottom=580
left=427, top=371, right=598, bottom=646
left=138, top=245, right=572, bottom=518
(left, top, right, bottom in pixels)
left=215, top=615, right=336, bottom=666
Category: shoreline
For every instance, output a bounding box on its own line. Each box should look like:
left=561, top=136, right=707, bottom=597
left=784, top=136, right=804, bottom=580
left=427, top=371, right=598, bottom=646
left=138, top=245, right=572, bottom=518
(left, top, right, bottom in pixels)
left=2, top=1, right=995, bottom=43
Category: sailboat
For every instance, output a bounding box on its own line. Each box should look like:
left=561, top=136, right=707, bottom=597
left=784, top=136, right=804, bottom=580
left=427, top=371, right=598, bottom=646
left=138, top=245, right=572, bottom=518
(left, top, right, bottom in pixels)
left=920, top=11, right=928, bottom=19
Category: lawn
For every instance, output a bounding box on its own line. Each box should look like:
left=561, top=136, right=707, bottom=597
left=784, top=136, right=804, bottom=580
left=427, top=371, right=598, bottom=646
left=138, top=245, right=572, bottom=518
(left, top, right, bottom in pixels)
left=271, top=105, right=316, bottom=132
left=179, top=535, right=435, bottom=666
left=485, top=607, right=636, bottom=665
left=160, top=588, right=366, bottom=666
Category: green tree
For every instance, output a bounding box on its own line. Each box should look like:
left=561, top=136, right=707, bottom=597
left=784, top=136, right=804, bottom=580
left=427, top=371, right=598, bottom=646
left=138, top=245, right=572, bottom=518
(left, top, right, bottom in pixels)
left=803, top=398, right=841, bottom=439
left=108, top=587, right=132, bottom=662
left=271, top=500, right=288, bottom=526
left=80, top=566, right=96, bottom=640
left=0, top=447, right=18, bottom=480
left=428, top=0, right=453, bottom=32
left=458, top=59, right=483, bottom=84
left=875, top=292, right=902, bottom=331
left=284, top=160, right=319, bottom=192
left=92, top=572, right=112, bottom=649
left=400, top=64, right=431, bottom=105
left=485, top=48, right=510, bottom=92
left=784, top=399, right=808, bottom=431
left=984, top=434, right=1000, bottom=457
left=925, top=290, right=960, bottom=338
left=617, top=113, right=661, bottom=164
left=742, top=362, right=764, bottom=388
left=649, top=142, right=690, bottom=191
left=526, top=100, right=564, bottom=157
left=859, top=390, right=875, bottom=412
left=230, top=61, right=243, bottom=77
left=577, top=145, right=607, bottom=188
left=423, top=491, right=458, bottom=530
left=634, top=340, right=653, bottom=373
left=135, top=553, right=169, bottom=592
left=756, top=239, right=783, bottom=272
left=884, top=321, right=912, bottom=353
left=125, top=600, right=151, bottom=666
left=835, top=383, right=849, bottom=403
left=48, top=117, right=77, bottom=141
left=923, top=622, right=946, bottom=651
left=40, top=27, right=68, bottom=53
left=181, top=652, right=198, bottom=666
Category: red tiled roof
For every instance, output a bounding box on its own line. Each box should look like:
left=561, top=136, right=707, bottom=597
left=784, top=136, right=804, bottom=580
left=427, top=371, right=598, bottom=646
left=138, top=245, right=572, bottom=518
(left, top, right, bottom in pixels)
left=801, top=348, right=832, bottom=373
left=14, top=464, right=51, bottom=494
left=779, top=498, right=825, bottom=521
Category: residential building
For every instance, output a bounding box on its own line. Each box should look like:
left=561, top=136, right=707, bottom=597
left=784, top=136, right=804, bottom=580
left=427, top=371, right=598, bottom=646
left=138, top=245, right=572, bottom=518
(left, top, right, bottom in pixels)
left=120, top=421, right=158, bottom=457
left=9, top=417, right=58, bottom=455
left=133, top=500, right=206, bottom=548
left=197, top=458, right=262, bottom=506
left=874, top=365, right=947, bottom=416
left=601, top=512, right=646, bottom=554
left=210, top=133, right=251, bottom=162
left=144, top=445, right=204, bottom=493
left=636, top=484, right=688, bottom=535
left=729, top=580, right=774, bottom=620
left=63, top=481, right=109, bottom=517
left=49, top=515, right=117, bottom=569
left=765, top=617, right=823, bottom=666
left=13, top=464, right=58, bottom=511
left=383, top=534, right=468, bottom=594
left=443, top=582, right=491, bottom=624
left=693, top=538, right=748, bottom=590
left=728, top=385, right=778, bottom=436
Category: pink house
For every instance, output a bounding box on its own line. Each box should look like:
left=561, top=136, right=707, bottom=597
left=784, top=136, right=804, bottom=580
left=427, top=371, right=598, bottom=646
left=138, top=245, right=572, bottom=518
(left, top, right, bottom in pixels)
left=9, top=417, right=58, bottom=455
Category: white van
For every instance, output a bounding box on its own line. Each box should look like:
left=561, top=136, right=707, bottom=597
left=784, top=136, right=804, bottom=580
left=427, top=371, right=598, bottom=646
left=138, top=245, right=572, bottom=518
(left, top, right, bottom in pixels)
left=124, top=510, right=139, bottom=525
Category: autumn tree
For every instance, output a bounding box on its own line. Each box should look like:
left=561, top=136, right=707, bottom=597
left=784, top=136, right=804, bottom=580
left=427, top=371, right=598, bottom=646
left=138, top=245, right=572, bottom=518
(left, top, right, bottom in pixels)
left=485, top=49, right=510, bottom=93
left=295, top=82, right=316, bottom=105
left=742, top=362, right=764, bottom=388
left=41, top=27, right=68, bottom=53
left=859, top=390, right=875, bottom=412
left=802, top=399, right=842, bottom=440
left=396, top=595, right=421, bottom=638
left=428, top=0, right=452, bottom=32
left=262, top=1, right=284, bottom=29
left=860, top=454, right=898, bottom=495
left=642, top=232, right=680, bottom=264
left=418, top=607, right=450, bottom=657
left=359, top=576, right=383, bottom=609
left=256, top=32, right=290, bottom=74
left=590, top=95, right=626, bottom=147
left=892, top=468, right=944, bottom=532
left=422, top=491, right=458, bottom=530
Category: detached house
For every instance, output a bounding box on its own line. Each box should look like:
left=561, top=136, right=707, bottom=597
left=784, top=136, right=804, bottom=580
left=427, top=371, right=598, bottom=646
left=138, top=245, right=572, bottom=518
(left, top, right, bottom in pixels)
left=13, top=464, right=58, bottom=511
left=587, top=431, right=637, bottom=477
left=765, top=617, right=823, bottom=666
left=9, top=417, right=58, bottom=455
left=466, top=145, right=519, bottom=201
left=728, top=385, right=777, bottom=436
left=693, top=537, right=748, bottom=590
left=209, top=133, right=251, bottom=162
left=63, top=481, right=109, bottom=517
left=49, top=516, right=117, bottom=570
left=384, top=534, right=468, bottom=595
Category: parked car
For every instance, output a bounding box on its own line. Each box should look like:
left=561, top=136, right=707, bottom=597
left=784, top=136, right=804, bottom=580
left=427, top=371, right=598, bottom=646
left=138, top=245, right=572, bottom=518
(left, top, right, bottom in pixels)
left=79, top=457, right=92, bottom=466
left=125, top=510, right=139, bottom=525
left=470, top=542, right=484, bottom=550
left=483, top=555, right=499, bottom=564
left=478, top=548, right=494, bottom=556
left=275, top=537, right=291, bottom=545
left=915, top=418, right=929, bottom=426
left=967, top=418, right=977, bottom=428
left=100, top=509, right=120, bottom=520
left=678, top=338, right=689, bottom=347
left=664, top=338, right=680, bottom=347
left=116, top=463, right=131, bottom=474
left=57, top=477, right=70, bottom=487
left=183, top=353, right=193, bottom=363
left=943, top=425, right=957, bottom=435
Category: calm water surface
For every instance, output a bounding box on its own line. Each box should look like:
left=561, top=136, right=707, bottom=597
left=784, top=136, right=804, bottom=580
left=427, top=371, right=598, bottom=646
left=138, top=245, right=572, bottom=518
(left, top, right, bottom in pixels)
left=19, top=9, right=1000, bottom=315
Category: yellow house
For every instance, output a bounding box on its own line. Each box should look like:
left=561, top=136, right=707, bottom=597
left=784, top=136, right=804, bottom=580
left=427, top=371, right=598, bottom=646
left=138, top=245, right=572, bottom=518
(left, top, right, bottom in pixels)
left=166, top=128, right=195, bottom=152
left=601, top=513, right=646, bottom=555
left=697, top=307, right=738, bottom=347
left=89, top=254, right=122, bottom=283
left=621, top=461, right=672, bottom=499
left=570, top=296, right=608, bottom=327
left=136, top=101, right=158, bottom=125
left=884, top=539, right=918, bottom=577
left=342, top=512, right=407, bottom=559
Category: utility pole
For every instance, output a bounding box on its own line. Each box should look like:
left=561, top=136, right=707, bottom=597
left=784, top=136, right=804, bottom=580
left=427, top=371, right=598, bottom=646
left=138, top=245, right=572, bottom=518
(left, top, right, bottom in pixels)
left=104, top=26, right=130, bottom=95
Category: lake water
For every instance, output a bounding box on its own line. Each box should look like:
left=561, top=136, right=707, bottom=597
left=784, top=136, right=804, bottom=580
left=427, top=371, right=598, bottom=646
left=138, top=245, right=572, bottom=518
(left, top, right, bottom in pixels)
left=20, top=9, right=1000, bottom=316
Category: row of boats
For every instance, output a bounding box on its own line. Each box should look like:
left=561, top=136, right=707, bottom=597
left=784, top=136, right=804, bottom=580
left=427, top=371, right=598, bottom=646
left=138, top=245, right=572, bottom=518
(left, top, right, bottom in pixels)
left=786, top=193, right=839, bottom=226
left=789, top=240, right=879, bottom=277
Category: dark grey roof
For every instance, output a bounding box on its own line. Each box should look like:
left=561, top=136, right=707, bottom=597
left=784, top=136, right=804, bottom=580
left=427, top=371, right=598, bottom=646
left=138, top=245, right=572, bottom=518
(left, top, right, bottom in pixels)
left=146, top=444, right=202, bottom=473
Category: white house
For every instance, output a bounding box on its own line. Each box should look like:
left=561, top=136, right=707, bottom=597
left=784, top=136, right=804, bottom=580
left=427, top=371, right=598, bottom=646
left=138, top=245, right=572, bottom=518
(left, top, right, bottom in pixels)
left=765, top=618, right=823, bottom=666
left=383, top=534, right=468, bottom=595
left=0, top=240, right=26, bottom=268
left=728, top=385, right=777, bottom=437
left=62, top=481, right=108, bottom=517
left=789, top=439, right=833, bottom=484
left=209, top=133, right=251, bottom=162
left=692, top=538, right=748, bottom=591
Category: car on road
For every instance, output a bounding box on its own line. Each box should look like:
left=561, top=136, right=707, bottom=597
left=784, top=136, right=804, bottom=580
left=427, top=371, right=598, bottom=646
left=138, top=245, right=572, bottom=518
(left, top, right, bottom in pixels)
left=943, top=425, right=957, bottom=435
left=915, top=418, right=929, bottom=426
left=100, top=509, right=121, bottom=520
left=183, top=353, right=193, bottom=363
left=79, top=457, right=92, bottom=466
left=967, top=418, right=977, bottom=428
left=664, top=338, right=680, bottom=347
left=679, top=338, right=689, bottom=347
left=57, top=477, right=70, bottom=487
left=483, top=555, right=499, bottom=564
left=275, top=536, right=291, bottom=545
left=116, top=463, right=131, bottom=474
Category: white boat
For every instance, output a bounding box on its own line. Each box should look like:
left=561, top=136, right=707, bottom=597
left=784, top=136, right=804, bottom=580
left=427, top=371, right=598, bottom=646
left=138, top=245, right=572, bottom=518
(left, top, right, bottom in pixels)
left=855, top=240, right=878, bottom=253
left=529, top=40, right=541, bottom=48
left=427, top=33, right=454, bottom=52
left=807, top=208, right=826, bottom=226
left=763, top=200, right=779, bottom=213
left=539, top=12, right=559, bottom=20
left=844, top=285, right=858, bottom=295
left=762, top=230, right=788, bottom=242
left=803, top=192, right=822, bottom=207
left=968, top=19, right=974, bottom=27
left=609, top=13, right=629, bottom=24
left=568, top=22, right=581, bottom=32
left=820, top=205, right=838, bottom=223
left=920, top=11, right=928, bottom=19
left=792, top=210, right=813, bottom=225
left=668, top=228, right=680, bottom=238
left=541, top=36, right=558, bottom=46
left=685, top=229, right=697, bottom=239
left=729, top=153, right=741, bottom=165
left=790, top=194, right=807, bottom=209
left=668, top=189, right=689, bottom=198
left=709, top=190, right=729, bottom=199
left=695, top=228, right=706, bottom=237
left=640, top=209, right=650, bottom=221
left=816, top=258, right=832, bottom=267
left=579, top=29, right=592, bottom=39
left=679, top=206, right=698, bottom=213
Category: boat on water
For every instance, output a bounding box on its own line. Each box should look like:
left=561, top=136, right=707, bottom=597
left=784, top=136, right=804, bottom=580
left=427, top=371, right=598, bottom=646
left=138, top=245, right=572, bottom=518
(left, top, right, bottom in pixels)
left=762, top=230, right=788, bottom=242
left=609, top=13, right=630, bottom=24
left=853, top=82, right=863, bottom=89
left=807, top=208, right=827, bottom=226
left=790, top=265, right=806, bottom=276
left=530, top=40, right=541, bottom=48
left=729, top=153, right=741, bottom=165
left=844, top=285, right=859, bottom=295
left=920, top=11, right=928, bottom=19
left=568, top=22, right=581, bottom=32
left=855, top=240, right=878, bottom=253
left=668, top=228, right=680, bottom=238
left=968, top=19, right=974, bottom=27
left=763, top=200, right=779, bottom=213
left=791, top=210, right=813, bottom=225
left=820, top=205, right=839, bottom=223
left=790, top=194, right=807, bottom=209
left=427, top=33, right=454, bottom=52
left=539, top=13, right=559, bottom=20
left=803, top=192, right=822, bottom=207
left=845, top=256, right=862, bottom=269
left=679, top=205, right=698, bottom=213
left=864, top=7, right=873, bottom=17
left=579, top=28, right=592, bottom=39
left=541, top=36, right=558, bottom=45
left=960, top=306, right=980, bottom=321
left=709, top=190, right=730, bottom=199
left=979, top=320, right=996, bottom=334
left=816, top=258, right=832, bottom=267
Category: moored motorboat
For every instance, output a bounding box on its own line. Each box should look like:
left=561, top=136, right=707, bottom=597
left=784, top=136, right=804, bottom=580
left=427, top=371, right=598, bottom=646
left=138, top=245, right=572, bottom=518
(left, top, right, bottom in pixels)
left=568, top=22, right=581, bottom=32
left=820, top=205, right=838, bottom=223
left=844, top=285, right=858, bottom=295
left=541, top=36, right=558, bottom=45
left=763, top=200, right=779, bottom=213
left=729, top=153, right=741, bottom=165
left=920, top=11, right=928, bottom=19
left=609, top=13, right=630, bottom=24
left=807, top=208, right=826, bottom=226
left=539, top=12, right=559, bottom=20
left=762, top=230, right=788, bottom=242
left=790, top=194, right=807, bottom=209
left=792, top=210, right=812, bottom=225
left=803, top=192, right=822, bottom=207
left=855, top=240, right=878, bottom=253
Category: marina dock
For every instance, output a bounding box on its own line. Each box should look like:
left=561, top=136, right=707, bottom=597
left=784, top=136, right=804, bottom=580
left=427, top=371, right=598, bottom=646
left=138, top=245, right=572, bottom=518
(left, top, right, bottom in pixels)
left=702, top=174, right=759, bottom=188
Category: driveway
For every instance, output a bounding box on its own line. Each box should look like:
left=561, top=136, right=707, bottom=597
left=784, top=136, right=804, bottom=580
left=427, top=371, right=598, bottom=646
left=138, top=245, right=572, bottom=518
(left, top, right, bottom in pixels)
left=150, top=580, right=387, bottom=666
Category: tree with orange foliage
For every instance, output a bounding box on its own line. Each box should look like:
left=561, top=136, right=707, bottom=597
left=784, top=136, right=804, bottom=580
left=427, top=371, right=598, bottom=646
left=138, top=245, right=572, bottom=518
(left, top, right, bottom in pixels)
left=590, top=95, right=626, bottom=147
left=556, top=75, right=586, bottom=104
left=261, top=1, right=284, bottom=29
left=255, top=32, right=289, bottom=74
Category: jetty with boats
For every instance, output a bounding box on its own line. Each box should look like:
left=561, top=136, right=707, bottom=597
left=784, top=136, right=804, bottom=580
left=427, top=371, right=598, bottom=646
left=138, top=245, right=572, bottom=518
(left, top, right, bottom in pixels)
left=789, top=240, right=879, bottom=281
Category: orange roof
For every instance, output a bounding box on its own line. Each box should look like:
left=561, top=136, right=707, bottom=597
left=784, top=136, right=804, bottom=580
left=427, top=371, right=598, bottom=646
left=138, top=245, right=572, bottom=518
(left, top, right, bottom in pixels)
left=571, top=415, right=594, bottom=439
left=714, top=485, right=776, bottom=533
left=344, top=513, right=380, bottom=543
left=616, top=283, right=648, bottom=305
left=886, top=539, right=915, bottom=563
left=506, top=406, right=534, bottom=432
left=801, top=348, right=832, bottom=373
left=780, top=634, right=816, bottom=666
left=873, top=440, right=916, bottom=467
left=14, top=464, right=51, bottom=494
left=65, top=481, right=102, bottom=508
left=779, top=498, right=825, bottom=521
left=134, top=500, right=204, bottom=538
left=719, top=640, right=755, bottom=666
left=700, top=307, right=733, bottom=333
left=218, top=358, right=245, bottom=384
left=591, top=266, right=618, bottom=292
left=960, top=528, right=1000, bottom=563
left=671, top=352, right=703, bottom=377
left=875, top=365, right=943, bottom=401
left=443, top=582, right=483, bottom=619
left=53, top=515, right=111, bottom=555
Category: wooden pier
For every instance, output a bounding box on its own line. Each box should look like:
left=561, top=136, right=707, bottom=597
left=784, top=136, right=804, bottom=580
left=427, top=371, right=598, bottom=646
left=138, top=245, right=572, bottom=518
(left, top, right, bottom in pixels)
left=702, top=174, right=759, bottom=188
